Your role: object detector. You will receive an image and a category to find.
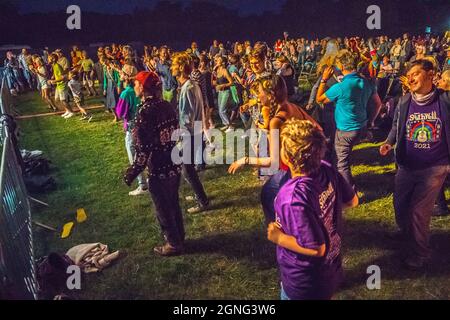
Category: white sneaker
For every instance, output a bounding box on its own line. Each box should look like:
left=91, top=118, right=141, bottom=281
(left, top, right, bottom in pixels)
left=64, top=112, right=75, bottom=119
left=61, top=111, right=69, bottom=117
left=225, top=127, right=234, bottom=133
left=128, top=186, right=148, bottom=196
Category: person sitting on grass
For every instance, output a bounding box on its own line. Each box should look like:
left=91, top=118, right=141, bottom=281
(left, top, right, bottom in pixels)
left=67, top=71, right=93, bottom=121
left=267, top=119, right=358, bottom=300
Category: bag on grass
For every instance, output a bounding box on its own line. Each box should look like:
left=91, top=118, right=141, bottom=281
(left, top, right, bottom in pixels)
left=23, top=174, right=56, bottom=193
left=36, top=253, right=74, bottom=299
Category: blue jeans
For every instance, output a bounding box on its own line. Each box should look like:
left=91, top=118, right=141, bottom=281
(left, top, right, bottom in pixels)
left=125, top=131, right=146, bottom=188
left=261, top=170, right=291, bottom=224
left=280, top=283, right=291, bottom=300
left=217, top=90, right=231, bottom=126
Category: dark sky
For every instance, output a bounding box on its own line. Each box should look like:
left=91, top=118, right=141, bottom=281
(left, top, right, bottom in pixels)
left=18, top=0, right=287, bottom=16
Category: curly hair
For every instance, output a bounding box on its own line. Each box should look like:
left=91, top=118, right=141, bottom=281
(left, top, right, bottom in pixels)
left=252, top=74, right=288, bottom=104
left=280, top=119, right=326, bottom=175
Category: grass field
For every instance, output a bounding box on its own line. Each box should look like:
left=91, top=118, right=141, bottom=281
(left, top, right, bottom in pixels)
left=16, top=90, right=450, bottom=300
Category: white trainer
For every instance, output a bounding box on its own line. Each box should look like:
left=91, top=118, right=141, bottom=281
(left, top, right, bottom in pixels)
left=64, top=112, right=75, bottom=119
left=129, top=186, right=148, bottom=196
left=61, top=111, right=69, bottom=117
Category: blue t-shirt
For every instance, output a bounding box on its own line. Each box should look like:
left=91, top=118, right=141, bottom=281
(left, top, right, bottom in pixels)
left=405, top=97, right=449, bottom=170
left=325, top=72, right=374, bottom=131
left=156, top=61, right=177, bottom=91
left=274, top=161, right=355, bottom=300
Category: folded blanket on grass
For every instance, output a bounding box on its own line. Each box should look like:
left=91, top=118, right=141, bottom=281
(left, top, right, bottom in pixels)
left=66, top=243, right=119, bottom=273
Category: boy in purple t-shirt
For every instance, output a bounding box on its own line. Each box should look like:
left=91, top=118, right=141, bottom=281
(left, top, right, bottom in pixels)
left=267, top=119, right=358, bottom=300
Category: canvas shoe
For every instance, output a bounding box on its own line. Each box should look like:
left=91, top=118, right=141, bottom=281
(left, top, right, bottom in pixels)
left=128, top=186, right=148, bottom=196
left=187, top=201, right=210, bottom=214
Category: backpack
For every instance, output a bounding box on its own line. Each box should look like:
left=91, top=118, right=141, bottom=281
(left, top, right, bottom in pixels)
left=36, top=253, right=75, bottom=300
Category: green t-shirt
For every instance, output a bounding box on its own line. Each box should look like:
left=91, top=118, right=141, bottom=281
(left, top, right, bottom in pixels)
left=53, top=63, right=67, bottom=90
left=80, top=58, right=94, bottom=72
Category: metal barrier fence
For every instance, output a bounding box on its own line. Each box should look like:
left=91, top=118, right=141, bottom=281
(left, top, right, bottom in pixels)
left=0, top=76, right=38, bottom=299
left=0, top=73, right=14, bottom=116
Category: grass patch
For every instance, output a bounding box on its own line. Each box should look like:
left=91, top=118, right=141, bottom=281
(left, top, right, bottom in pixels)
left=16, top=91, right=450, bottom=300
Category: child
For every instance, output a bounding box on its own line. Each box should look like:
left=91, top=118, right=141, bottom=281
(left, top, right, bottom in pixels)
left=68, top=71, right=93, bottom=121
left=267, top=119, right=358, bottom=300
left=31, top=57, right=57, bottom=111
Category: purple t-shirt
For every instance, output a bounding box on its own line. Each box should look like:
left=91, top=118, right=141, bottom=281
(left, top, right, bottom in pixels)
left=274, top=161, right=355, bottom=300
left=405, top=97, right=449, bottom=170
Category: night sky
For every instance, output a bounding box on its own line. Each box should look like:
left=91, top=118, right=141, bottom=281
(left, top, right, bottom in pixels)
left=2, top=0, right=448, bottom=48
left=18, top=0, right=287, bottom=16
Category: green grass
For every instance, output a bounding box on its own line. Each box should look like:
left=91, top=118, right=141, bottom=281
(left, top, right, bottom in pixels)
left=17, top=91, right=450, bottom=300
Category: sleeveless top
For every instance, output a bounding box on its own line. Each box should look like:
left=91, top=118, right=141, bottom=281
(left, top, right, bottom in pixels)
left=273, top=112, right=290, bottom=172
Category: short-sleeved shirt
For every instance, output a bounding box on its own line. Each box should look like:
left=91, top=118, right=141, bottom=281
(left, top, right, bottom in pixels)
left=80, top=58, right=94, bottom=72
left=405, top=96, right=449, bottom=170
left=274, top=161, right=355, bottom=300
left=155, top=61, right=177, bottom=91
left=325, top=72, right=374, bottom=131
left=52, top=63, right=67, bottom=91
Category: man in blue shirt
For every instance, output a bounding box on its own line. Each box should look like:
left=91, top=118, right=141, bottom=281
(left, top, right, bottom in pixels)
left=316, top=49, right=381, bottom=190
left=155, top=46, right=177, bottom=106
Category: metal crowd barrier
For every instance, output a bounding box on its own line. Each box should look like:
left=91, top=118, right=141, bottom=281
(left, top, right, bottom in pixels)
left=0, top=76, right=38, bottom=300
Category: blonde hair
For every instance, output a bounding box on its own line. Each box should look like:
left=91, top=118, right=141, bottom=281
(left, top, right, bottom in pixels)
left=440, top=70, right=450, bottom=90
left=316, top=39, right=339, bottom=75
left=281, top=119, right=326, bottom=175
left=171, top=52, right=193, bottom=77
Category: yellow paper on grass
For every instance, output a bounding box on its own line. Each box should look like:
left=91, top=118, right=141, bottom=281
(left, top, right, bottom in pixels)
left=76, top=208, right=87, bottom=223
left=61, top=222, right=74, bottom=239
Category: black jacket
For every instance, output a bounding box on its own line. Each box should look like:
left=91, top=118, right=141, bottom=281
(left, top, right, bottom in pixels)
left=386, top=89, right=450, bottom=167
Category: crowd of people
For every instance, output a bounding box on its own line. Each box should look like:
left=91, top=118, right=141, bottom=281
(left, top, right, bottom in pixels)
left=2, top=31, right=450, bottom=300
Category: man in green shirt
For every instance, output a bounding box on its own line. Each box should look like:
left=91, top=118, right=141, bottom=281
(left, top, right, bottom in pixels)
left=48, top=53, right=74, bottom=118
left=80, top=51, right=97, bottom=96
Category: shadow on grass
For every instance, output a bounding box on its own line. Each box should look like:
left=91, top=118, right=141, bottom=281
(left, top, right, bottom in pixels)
left=354, top=171, right=395, bottom=204
left=352, top=144, right=395, bottom=167
left=340, top=217, right=450, bottom=293
left=184, top=229, right=277, bottom=270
